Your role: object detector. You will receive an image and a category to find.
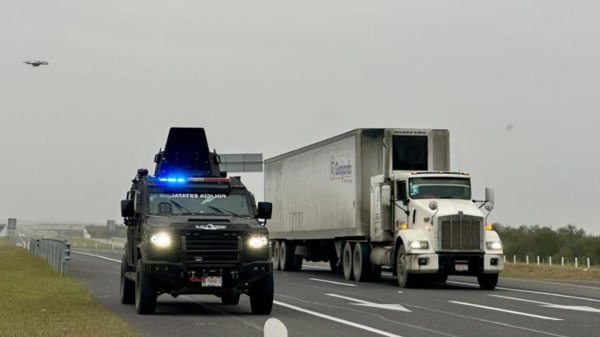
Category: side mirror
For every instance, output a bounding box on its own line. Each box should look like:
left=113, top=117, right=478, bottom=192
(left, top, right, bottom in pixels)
left=485, top=187, right=494, bottom=211
left=121, top=200, right=135, bottom=218
left=395, top=180, right=409, bottom=205
left=257, top=202, right=272, bottom=220
left=381, top=185, right=391, bottom=207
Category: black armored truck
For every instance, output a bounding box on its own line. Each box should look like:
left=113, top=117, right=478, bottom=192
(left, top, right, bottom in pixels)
left=120, top=128, right=274, bottom=315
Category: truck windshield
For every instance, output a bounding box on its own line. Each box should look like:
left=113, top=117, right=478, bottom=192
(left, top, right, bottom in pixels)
left=148, top=192, right=252, bottom=216
left=409, top=177, right=471, bottom=200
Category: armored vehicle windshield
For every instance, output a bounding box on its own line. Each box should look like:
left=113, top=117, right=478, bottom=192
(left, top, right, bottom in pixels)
left=149, top=191, right=253, bottom=217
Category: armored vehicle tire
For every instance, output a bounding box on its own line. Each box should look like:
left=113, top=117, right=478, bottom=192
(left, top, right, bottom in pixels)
left=396, top=244, right=414, bottom=288
left=477, top=273, right=499, bottom=290
left=135, top=259, right=157, bottom=314
left=279, top=241, right=296, bottom=272
left=120, top=256, right=135, bottom=305
left=272, top=241, right=281, bottom=271
left=249, top=273, right=274, bottom=315
left=222, top=294, right=241, bottom=305
left=342, top=242, right=354, bottom=281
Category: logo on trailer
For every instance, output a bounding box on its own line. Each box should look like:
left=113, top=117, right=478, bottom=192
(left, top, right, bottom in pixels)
left=330, top=156, right=352, bottom=182
left=196, top=224, right=227, bottom=230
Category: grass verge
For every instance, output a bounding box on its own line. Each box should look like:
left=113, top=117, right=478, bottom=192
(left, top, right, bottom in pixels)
left=0, top=244, right=138, bottom=337
left=502, top=263, right=600, bottom=283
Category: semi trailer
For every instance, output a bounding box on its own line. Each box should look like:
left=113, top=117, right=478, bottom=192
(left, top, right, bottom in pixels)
left=265, top=128, right=503, bottom=289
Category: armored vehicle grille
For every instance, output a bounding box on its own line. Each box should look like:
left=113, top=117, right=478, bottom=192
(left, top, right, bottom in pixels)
left=440, top=216, right=482, bottom=251
left=183, top=231, right=240, bottom=267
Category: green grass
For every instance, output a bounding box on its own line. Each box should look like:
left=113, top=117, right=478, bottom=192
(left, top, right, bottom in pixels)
left=0, top=244, right=138, bottom=337
left=502, top=263, right=600, bottom=282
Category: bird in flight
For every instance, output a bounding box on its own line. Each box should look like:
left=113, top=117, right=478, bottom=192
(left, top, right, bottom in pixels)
left=23, top=61, right=49, bottom=67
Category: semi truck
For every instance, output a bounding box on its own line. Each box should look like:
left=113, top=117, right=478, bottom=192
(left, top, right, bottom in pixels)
left=265, top=128, right=503, bottom=289
left=120, top=128, right=274, bottom=314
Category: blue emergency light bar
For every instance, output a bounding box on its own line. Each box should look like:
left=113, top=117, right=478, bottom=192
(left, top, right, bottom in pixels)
left=155, top=176, right=230, bottom=184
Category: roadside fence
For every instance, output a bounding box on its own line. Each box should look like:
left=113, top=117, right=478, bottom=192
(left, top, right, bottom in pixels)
left=503, top=255, right=594, bottom=269
left=28, top=238, right=71, bottom=276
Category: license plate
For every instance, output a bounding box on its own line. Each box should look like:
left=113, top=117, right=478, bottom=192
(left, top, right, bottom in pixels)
left=202, top=276, right=222, bottom=287
left=455, top=264, right=469, bottom=272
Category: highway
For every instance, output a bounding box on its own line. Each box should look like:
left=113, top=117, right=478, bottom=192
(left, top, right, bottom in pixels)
left=69, top=249, right=600, bottom=337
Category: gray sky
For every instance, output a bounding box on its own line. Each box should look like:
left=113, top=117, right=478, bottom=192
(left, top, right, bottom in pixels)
left=1, top=1, right=599, bottom=234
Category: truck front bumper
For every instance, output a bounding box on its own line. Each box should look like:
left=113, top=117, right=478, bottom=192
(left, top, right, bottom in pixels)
left=406, top=253, right=503, bottom=275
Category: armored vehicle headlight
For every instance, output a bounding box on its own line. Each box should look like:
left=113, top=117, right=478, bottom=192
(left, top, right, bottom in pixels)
left=150, top=232, right=172, bottom=248
left=409, top=240, right=429, bottom=250
left=486, top=241, right=502, bottom=250
left=248, top=235, right=268, bottom=249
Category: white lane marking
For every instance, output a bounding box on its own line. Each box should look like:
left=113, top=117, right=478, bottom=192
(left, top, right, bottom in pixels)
left=450, top=301, right=563, bottom=321
left=491, top=295, right=600, bottom=313
left=274, top=300, right=404, bottom=337
left=326, top=293, right=411, bottom=312
left=309, top=278, right=357, bottom=287
left=71, top=250, right=121, bottom=263
left=448, top=281, right=600, bottom=303
left=502, top=277, right=600, bottom=290
left=302, top=265, right=330, bottom=270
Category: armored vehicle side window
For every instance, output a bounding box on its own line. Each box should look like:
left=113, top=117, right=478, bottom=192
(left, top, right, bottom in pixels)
left=392, top=136, right=428, bottom=171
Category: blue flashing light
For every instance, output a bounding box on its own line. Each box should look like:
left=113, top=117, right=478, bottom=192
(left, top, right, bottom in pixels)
left=158, top=177, right=187, bottom=184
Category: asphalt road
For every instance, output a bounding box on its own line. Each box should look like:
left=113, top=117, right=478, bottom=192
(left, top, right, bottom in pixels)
left=69, top=249, right=600, bottom=337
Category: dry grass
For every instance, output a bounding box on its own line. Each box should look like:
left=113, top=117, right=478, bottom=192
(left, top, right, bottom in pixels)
left=0, top=245, right=138, bottom=337
left=502, top=263, right=600, bottom=282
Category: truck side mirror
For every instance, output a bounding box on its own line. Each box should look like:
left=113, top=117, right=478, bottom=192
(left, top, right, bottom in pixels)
left=485, top=187, right=494, bottom=211
left=121, top=199, right=135, bottom=218
left=257, top=202, right=272, bottom=220
left=396, top=180, right=409, bottom=205
left=381, top=185, right=391, bottom=207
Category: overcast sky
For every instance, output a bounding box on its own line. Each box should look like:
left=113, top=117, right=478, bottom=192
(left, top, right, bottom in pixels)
left=1, top=1, right=599, bottom=234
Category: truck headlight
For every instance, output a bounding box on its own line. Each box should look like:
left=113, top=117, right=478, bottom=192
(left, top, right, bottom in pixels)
left=409, top=240, right=429, bottom=250
left=248, top=235, right=268, bottom=249
left=150, top=232, right=172, bottom=248
left=486, top=241, right=502, bottom=250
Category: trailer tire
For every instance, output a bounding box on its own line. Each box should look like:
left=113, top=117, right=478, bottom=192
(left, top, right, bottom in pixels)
left=249, top=273, right=274, bottom=314
left=353, top=242, right=373, bottom=282
left=135, top=259, right=157, bottom=314
left=120, top=256, right=135, bottom=305
left=477, top=273, right=499, bottom=290
left=329, top=255, right=342, bottom=273
left=292, top=254, right=303, bottom=272
left=279, top=241, right=295, bottom=272
left=342, top=242, right=354, bottom=281
left=272, top=241, right=281, bottom=271
left=396, top=244, right=414, bottom=288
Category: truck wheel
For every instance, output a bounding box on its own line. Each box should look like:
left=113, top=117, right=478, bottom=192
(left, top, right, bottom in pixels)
left=353, top=242, right=373, bottom=282
left=292, top=254, right=303, bottom=272
left=221, top=294, right=241, bottom=305
left=135, top=259, right=157, bottom=314
left=279, top=241, right=295, bottom=271
left=477, top=273, right=499, bottom=290
left=272, top=241, right=281, bottom=271
left=342, top=242, right=354, bottom=281
left=249, top=273, right=274, bottom=315
left=120, top=256, right=135, bottom=305
left=396, top=244, right=413, bottom=288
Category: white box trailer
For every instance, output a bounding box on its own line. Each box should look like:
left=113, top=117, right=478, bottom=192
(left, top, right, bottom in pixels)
left=265, top=128, right=504, bottom=289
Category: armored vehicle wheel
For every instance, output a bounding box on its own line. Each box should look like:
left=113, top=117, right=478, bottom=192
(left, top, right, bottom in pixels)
left=120, top=256, right=135, bottom=305
left=272, top=241, right=281, bottom=271
left=135, top=259, right=157, bottom=314
left=249, top=273, right=274, bottom=315
left=396, top=244, right=414, bottom=288
left=222, top=294, right=241, bottom=305
left=279, top=241, right=295, bottom=271
left=477, top=273, right=499, bottom=290
left=342, top=242, right=354, bottom=281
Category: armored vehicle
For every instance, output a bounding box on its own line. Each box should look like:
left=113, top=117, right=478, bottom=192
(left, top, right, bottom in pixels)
left=120, top=128, right=273, bottom=314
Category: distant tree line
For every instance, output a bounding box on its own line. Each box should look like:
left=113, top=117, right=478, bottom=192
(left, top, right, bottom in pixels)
left=494, top=224, right=600, bottom=265
left=85, top=225, right=127, bottom=239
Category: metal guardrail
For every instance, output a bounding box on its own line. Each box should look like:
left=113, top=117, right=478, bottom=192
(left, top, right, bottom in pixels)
left=28, top=238, right=71, bottom=276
